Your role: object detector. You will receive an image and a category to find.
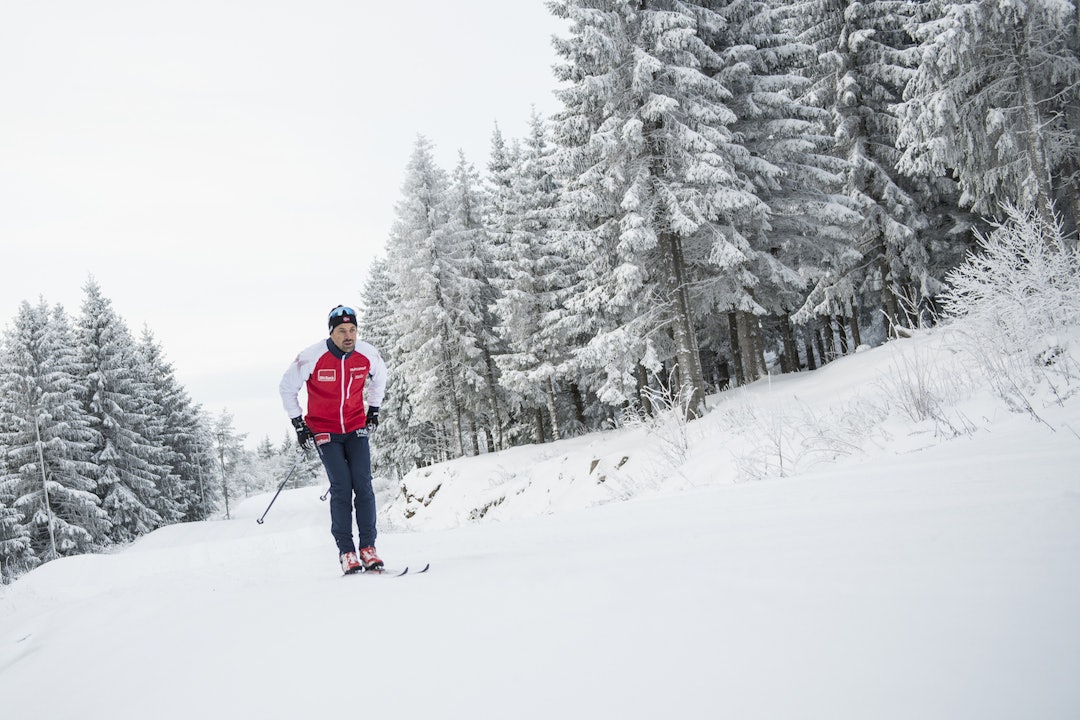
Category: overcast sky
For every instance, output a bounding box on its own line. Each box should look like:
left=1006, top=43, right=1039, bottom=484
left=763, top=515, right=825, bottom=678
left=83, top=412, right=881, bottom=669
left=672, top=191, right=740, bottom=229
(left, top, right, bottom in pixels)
left=0, top=0, right=567, bottom=447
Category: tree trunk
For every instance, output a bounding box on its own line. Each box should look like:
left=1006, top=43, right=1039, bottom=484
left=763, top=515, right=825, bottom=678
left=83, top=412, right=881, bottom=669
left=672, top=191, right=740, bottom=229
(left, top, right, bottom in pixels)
left=634, top=363, right=653, bottom=416
left=544, top=377, right=562, bottom=442
left=813, top=324, right=827, bottom=366
left=836, top=316, right=850, bottom=355
left=727, top=312, right=745, bottom=386
left=778, top=314, right=799, bottom=373
left=736, top=310, right=765, bottom=382
left=822, top=318, right=836, bottom=361
left=661, top=231, right=706, bottom=418
left=848, top=311, right=862, bottom=349
left=432, top=424, right=447, bottom=464
left=716, top=357, right=731, bottom=389
left=1014, top=25, right=1058, bottom=230
left=803, top=327, right=817, bottom=371
left=751, top=314, right=767, bottom=375
left=533, top=408, right=545, bottom=445
left=880, top=251, right=901, bottom=336
left=482, top=346, right=504, bottom=451
left=467, top=416, right=480, bottom=457
left=570, top=382, right=587, bottom=429
left=441, top=341, right=466, bottom=458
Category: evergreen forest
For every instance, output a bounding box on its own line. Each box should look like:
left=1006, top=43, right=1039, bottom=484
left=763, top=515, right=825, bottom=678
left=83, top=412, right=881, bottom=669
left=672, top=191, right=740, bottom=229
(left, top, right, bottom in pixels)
left=367, top=0, right=1080, bottom=479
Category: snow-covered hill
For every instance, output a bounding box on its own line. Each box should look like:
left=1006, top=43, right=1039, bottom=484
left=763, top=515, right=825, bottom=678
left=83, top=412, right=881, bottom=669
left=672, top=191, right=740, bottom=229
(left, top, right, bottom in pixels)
left=2, top=328, right=1079, bottom=720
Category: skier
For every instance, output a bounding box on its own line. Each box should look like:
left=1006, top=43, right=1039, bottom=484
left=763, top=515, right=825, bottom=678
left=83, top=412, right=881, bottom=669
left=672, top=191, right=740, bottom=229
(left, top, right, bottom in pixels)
left=279, top=305, right=387, bottom=574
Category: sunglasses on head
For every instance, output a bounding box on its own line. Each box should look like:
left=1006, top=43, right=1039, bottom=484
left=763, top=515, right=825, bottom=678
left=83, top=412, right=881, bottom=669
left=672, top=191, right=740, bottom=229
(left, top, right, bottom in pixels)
left=329, top=305, right=356, bottom=318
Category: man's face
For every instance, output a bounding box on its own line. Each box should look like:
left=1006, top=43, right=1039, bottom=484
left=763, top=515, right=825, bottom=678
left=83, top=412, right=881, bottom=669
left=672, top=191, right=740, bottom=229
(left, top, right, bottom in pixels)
left=330, top=323, right=357, bottom=353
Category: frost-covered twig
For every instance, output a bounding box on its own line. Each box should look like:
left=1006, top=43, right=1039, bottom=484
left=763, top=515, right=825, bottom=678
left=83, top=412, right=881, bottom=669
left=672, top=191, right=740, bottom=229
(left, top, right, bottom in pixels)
left=624, top=368, right=693, bottom=466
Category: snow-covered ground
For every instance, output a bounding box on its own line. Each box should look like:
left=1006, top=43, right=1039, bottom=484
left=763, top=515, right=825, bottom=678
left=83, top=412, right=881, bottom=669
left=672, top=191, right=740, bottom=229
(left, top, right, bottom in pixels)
left=2, top=327, right=1079, bottom=719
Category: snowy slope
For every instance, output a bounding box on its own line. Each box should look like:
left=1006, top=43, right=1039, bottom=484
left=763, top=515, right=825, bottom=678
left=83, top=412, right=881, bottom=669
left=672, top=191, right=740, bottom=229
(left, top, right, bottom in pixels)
left=2, top=330, right=1079, bottom=720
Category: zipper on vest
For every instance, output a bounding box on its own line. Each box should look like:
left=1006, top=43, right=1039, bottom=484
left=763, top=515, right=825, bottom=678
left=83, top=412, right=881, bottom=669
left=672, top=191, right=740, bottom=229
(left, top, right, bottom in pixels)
left=338, top=355, right=346, bottom=433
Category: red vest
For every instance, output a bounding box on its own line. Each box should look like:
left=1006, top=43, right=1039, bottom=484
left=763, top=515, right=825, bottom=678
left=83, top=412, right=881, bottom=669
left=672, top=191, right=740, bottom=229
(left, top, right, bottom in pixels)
left=280, top=338, right=387, bottom=435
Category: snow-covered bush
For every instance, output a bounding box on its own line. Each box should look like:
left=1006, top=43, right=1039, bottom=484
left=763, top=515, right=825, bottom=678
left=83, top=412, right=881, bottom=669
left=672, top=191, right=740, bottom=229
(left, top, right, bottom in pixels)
left=719, top=392, right=885, bottom=483
left=940, top=204, right=1080, bottom=415
left=879, top=341, right=978, bottom=439
left=621, top=370, right=693, bottom=466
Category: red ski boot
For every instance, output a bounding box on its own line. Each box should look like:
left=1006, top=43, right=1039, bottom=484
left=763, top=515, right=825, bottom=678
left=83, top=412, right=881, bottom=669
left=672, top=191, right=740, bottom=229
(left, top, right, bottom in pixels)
left=340, top=551, right=362, bottom=575
left=358, top=546, right=383, bottom=570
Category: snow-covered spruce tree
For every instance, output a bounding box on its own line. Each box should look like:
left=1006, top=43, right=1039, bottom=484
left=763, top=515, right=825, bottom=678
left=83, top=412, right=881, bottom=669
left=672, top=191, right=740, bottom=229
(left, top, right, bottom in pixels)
left=549, top=0, right=768, bottom=409
left=210, top=409, right=256, bottom=519
left=127, top=328, right=183, bottom=527
left=384, top=137, right=484, bottom=459
left=898, top=0, right=1080, bottom=233
left=0, top=303, right=47, bottom=579
left=0, top=497, right=33, bottom=583
left=444, top=150, right=509, bottom=453
left=485, top=126, right=552, bottom=443
left=687, top=0, right=865, bottom=376
left=490, top=109, right=585, bottom=441
left=133, top=328, right=219, bottom=522
left=362, top=258, right=427, bottom=479
left=778, top=0, right=952, bottom=341
left=256, top=436, right=276, bottom=461
left=0, top=299, right=107, bottom=564
left=76, top=279, right=169, bottom=543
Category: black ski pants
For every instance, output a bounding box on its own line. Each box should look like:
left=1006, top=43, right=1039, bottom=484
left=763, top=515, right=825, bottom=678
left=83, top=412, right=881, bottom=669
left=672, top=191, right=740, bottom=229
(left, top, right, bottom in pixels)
left=318, top=430, right=376, bottom=555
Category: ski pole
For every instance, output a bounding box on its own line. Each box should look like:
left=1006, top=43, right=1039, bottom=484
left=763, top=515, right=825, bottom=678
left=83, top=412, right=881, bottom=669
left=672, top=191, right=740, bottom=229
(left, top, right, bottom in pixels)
left=255, top=448, right=307, bottom=524
left=310, top=442, right=331, bottom=501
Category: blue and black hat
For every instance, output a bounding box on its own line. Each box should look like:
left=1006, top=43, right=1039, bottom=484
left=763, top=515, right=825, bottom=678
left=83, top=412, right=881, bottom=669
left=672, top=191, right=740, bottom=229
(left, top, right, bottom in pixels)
left=328, top=305, right=357, bottom=331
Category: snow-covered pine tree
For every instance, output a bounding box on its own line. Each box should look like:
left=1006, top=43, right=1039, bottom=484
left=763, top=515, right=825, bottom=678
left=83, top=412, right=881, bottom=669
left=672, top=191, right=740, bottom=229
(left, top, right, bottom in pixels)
left=484, top=125, right=548, bottom=443
left=548, top=0, right=768, bottom=406
left=0, top=306, right=40, bottom=581
left=0, top=299, right=107, bottom=564
left=210, top=409, right=255, bottom=519
left=361, top=258, right=427, bottom=479
left=898, top=0, right=1080, bottom=233
left=444, top=150, right=508, bottom=453
left=133, top=328, right=219, bottom=522
left=256, top=436, right=276, bottom=461
left=0, top=497, right=32, bottom=583
left=775, top=0, right=934, bottom=342
left=384, top=136, right=485, bottom=459
left=75, top=279, right=168, bottom=543
left=491, top=109, right=582, bottom=440
left=688, top=0, right=862, bottom=375
left=127, top=328, right=184, bottom=527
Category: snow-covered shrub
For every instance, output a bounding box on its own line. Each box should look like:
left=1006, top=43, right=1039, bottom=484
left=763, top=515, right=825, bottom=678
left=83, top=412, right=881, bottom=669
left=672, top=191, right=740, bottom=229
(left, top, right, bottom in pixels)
left=622, top=370, right=692, bottom=466
left=940, top=204, right=1080, bottom=415
left=721, top=393, right=884, bottom=482
left=878, top=341, right=978, bottom=438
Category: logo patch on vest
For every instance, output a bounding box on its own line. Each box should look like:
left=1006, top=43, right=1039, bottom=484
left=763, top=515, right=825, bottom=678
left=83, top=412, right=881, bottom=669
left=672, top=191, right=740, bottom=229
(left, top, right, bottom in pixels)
left=316, top=368, right=336, bottom=382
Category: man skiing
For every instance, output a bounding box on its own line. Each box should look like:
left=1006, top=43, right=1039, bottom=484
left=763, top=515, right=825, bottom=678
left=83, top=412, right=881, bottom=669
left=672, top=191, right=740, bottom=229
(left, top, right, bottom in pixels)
left=279, top=305, right=387, bottom=574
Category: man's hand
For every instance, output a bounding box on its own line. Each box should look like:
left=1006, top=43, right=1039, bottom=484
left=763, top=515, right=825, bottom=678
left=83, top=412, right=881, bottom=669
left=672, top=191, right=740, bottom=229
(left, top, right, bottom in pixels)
left=366, top=406, right=380, bottom=434
left=291, top=416, right=314, bottom=450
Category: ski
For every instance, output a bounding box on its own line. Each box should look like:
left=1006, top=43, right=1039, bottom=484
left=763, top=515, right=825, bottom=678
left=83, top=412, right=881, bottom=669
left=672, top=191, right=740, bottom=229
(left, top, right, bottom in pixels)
left=342, top=563, right=429, bottom=578
left=364, top=566, right=408, bottom=577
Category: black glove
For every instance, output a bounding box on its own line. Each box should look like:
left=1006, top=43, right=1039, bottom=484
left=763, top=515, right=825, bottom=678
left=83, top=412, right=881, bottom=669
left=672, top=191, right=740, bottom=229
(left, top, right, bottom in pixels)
left=291, top=416, right=314, bottom=449
left=365, top=406, right=380, bottom=434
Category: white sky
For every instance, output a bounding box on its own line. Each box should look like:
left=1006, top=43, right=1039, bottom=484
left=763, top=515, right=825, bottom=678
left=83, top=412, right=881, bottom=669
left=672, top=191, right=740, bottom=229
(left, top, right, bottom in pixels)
left=0, top=0, right=567, bottom=446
